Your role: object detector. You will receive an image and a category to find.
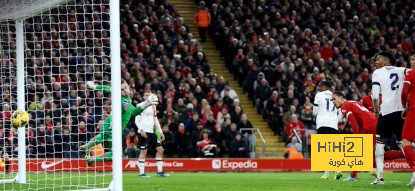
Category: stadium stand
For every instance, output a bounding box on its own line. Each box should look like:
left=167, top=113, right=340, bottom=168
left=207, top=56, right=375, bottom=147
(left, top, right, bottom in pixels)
left=206, top=0, right=415, bottom=155
left=0, top=0, right=256, bottom=159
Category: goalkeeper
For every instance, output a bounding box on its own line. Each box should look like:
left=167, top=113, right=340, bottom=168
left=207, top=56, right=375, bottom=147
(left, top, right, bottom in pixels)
left=80, top=79, right=158, bottom=166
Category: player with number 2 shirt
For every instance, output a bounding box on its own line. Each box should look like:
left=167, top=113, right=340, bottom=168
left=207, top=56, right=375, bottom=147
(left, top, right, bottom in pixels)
left=371, top=51, right=408, bottom=184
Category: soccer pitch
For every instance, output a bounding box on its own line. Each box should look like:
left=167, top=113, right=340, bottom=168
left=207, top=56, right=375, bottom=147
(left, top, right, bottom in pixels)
left=2, top=172, right=413, bottom=190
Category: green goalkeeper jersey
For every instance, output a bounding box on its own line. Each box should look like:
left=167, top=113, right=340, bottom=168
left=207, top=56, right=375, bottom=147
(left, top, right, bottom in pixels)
left=96, top=85, right=143, bottom=130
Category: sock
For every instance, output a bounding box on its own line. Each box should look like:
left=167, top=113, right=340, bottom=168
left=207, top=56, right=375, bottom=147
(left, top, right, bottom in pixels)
left=96, top=155, right=103, bottom=162
left=375, top=142, right=385, bottom=179
left=403, top=145, right=415, bottom=171
left=139, top=159, right=145, bottom=175
left=384, top=150, right=405, bottom=160
left=323, top=171, right=329, bottom=177
left=397, top=141, right=403, bottom=151
left=350, top=171, right=357, bottom=178
left=156, top=158, right=163, bottom=173
left=88, top=140, right=96, bottom=148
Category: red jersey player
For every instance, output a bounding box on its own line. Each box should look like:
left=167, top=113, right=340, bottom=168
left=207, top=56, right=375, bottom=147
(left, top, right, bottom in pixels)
left=400, top=52, right=415, bottom=186
left=332, top=91, right=377, bottom=181
left=360, top=91, right=382, bottom=113
left=332, top=92, right=377, bottom=136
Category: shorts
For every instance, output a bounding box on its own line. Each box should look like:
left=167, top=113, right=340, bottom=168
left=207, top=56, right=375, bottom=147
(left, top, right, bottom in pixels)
left=376, top=111, right=404, bottom=140
left=362, top=127, right=377, bottom=146
left=317, top=127, right=339, bottom=134
left=402, top=109, right=415, bottom=142
left=138, top=133, right=161, bottom=150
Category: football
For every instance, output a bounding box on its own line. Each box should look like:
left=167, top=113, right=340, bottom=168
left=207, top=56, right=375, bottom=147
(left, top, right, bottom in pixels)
left=11, top=109, right=30, bottom=128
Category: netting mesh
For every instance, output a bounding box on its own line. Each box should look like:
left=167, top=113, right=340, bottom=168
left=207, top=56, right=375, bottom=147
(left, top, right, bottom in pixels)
left=0, top=0, right=113, bottom=190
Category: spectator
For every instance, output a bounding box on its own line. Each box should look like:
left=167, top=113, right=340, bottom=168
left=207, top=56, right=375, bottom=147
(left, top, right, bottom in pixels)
left=193, top=1, right=211, bottom=43
left=125, top=129, right=140, bottom=158
left=190, top=121, right=204, bottom=157
left=53, top=122, right=63, bottom=158
left=222, top=90, right=234, bottom=109
left=285, top=114, right=305, bottom=143
left=229, top=98, right=240, bottom=115
left=220, top=84, right=238, bottom=100
left=62, top=128, right=76, bottom=158
left=237, top=114, right=255, bottom=153
left=237, top=114, right=253, bottom=134
left=200, top=100, right=213, bottom=124
left=76, top=121, right=89, bottom=148
left=185, top=113, right=200, bottom=135
left=287, top=137, right=303, bottom=153
left=300, top=106, right=315, bottom=130
left=229, top=133, right=249, bottom=158
left=26, top=127, right=37, bottom=158
left=284, top=137, right=304, bottom=159
left=204, top=114, right=216, bottom=131
left=36, top=125, right=50, bottom=158
left=243, top=64, right=260, bottom=99
left=255, top=79, right=272, bottom=114
left=161, top=104, right=180, bottom=129
left=217, top=107, right=231, bottom=126
left=161, top=125, right=175, bottom=157
left=272, top=98, right=287, bottom=135
left=196, top=131, right=217, bottom=157
left=0, top=104, right=12, bottom=128
left=212, top=123, right=226, bottom=157
left=226, top=123, right=239, bottom=149
left=174, top=123, right=192, bottom=157
left=282, top=105, right=300, bottom=126
left=212, top=98, right=228, bottom=119
left=175, top=98, right=188, bottom=123
left=231, top=106, right=243, bottom=125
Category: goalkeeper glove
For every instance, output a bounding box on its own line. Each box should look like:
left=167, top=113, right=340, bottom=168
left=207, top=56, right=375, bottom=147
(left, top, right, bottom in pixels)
left=143, top=94, right=159, bottom=108
left=86, top=81, right=97, bottom=90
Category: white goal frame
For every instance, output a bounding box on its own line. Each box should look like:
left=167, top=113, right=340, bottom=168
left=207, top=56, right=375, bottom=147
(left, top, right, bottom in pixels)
left=0, top=0, right=123, bottom=190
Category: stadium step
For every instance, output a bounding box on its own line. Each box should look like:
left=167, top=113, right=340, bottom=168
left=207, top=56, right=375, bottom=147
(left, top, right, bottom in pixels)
left=170, top=0, right=285, bottom=159
left=256, top=153, right=285, bottom=158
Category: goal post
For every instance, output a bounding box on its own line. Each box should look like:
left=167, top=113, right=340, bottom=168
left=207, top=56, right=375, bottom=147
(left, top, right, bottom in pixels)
left=0, top=0, right=122, bottom=190
left=108, top=0, right=122, bottom=189
left=16, top=19, right=27, bottom=185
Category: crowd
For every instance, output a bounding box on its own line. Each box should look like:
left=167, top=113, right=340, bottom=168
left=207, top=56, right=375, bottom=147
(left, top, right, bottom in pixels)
left=207, top=0, right=415, bottom=146
left=2, top=0, right=414, bottom=159
left=0, top=0, right=252, bottom=159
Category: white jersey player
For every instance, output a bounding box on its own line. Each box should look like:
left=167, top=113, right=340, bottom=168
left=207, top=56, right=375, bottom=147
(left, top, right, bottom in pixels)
left=371, top=51, right=408, bottom=184
left=313, top=81, right=338, bottom=133
left=136, top=91, right=169, bottom=178
left=313, top=81, right=341, bottom=180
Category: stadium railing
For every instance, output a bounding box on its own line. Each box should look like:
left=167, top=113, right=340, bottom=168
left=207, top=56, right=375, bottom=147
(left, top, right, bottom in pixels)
left=239, top=128, right=266, bottom=158
left=293, top=129, right=314, bottom=158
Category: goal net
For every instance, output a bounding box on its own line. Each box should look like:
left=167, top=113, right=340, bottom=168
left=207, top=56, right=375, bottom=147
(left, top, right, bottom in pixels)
left=0, top=0, right=120, bottom=190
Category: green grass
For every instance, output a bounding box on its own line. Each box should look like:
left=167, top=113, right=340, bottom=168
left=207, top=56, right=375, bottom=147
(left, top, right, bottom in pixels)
left=2, top=172, right=414, bottom=190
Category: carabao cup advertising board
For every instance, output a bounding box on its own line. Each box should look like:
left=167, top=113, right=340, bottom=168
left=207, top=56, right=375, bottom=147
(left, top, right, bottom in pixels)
left=5, top=158, right=411, bottom=172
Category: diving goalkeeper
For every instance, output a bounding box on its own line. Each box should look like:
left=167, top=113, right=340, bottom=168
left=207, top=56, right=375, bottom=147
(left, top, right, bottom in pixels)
left=80, top=79, right=158, bottom=165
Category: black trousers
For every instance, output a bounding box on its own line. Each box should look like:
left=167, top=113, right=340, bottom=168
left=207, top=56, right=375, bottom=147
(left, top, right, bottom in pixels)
left=198, top=27, right=207, bottom=42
